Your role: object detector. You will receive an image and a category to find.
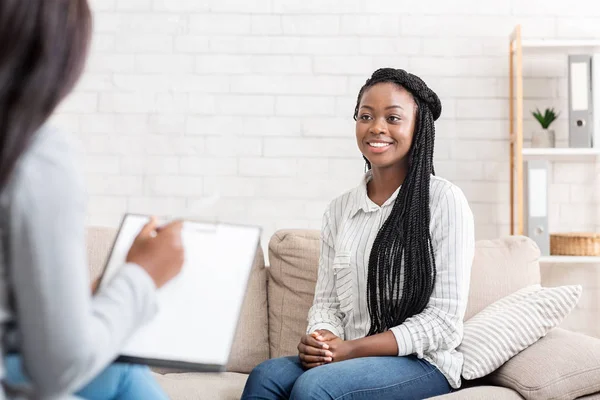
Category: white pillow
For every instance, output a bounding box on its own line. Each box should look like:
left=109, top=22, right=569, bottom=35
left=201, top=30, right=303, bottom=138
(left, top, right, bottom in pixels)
left=459, top=284, right=582, bottom=380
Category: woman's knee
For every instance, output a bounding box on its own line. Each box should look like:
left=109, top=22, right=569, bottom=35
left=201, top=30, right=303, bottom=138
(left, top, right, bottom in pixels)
left=101, top=363, right=147, bottom=382
left=247, top=358, right=284, bottom=383
left=243, top=356, right=303, bottom=398
left=290, top=368, right=333, bottom=400
left=76, top=362, right=166, bottom=400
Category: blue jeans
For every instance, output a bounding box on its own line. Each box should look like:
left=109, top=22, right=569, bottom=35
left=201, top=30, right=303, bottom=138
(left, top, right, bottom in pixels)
left=4, top=355, right=168, bottom=400
left=242, top=355, right=451, bottom=400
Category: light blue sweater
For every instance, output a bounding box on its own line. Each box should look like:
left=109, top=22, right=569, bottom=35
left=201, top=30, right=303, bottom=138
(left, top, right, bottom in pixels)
left=0, top=126, right=157, bottom=399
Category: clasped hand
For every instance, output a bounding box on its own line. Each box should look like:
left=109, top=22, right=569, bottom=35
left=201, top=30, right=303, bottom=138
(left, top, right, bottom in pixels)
left=297, top=329, right=353, bottom=369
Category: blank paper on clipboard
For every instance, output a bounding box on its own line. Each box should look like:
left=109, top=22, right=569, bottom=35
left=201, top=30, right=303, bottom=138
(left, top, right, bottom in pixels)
left=99, top=214, right=261, bottom=371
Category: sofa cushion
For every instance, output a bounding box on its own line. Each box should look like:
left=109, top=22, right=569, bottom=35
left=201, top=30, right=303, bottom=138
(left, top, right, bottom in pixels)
left=465, top=236, right=541, bottom=320
left=267, top=230, right=320, bottom=358
left=85, top=226, right=269, bottom=374
left=460, top=284, right=582, bottom=380
left=430, top=386, right=524, bottom=399
left=488, top=328, right=600, bottom=400
left=85, top=226, right=117, bottom=280
left=153, top=371, right=247, bottom=400
left=579, top=394, right=600, bottom=400
left=226, top=245, right=269, bottom=373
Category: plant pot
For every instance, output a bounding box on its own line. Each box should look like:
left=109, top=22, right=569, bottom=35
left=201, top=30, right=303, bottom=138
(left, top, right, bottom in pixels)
left=531, top=129, right=555, bottom=148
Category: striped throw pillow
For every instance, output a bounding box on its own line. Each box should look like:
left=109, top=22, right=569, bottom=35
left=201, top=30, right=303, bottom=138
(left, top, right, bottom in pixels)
left=459, top=284, right=582, bottom=380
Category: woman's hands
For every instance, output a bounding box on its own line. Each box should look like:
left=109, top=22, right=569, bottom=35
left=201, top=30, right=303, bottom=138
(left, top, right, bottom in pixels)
left=298, top=329, right=356, bottom=369
left=298, top=331, right=333, bottom=369
left=126, top=217, right=185, bottom=289
left=315, top=331, right=354, bottom=364
left=89, top=217, right=184, bottom=294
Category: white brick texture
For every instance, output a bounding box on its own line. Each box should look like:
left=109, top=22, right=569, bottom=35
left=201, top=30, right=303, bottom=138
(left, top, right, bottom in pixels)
left=55, top=0, right=600, bottom=293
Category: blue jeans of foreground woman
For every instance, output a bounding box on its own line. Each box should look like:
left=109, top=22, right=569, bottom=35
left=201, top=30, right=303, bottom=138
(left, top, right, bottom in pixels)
left=4, top=355, right=168, bottom=400
left=241, top=355, right=451, bottom=400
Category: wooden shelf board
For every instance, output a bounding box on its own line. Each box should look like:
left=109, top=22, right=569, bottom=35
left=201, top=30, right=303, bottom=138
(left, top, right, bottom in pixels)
left=539, top=255, right=600, bottom=264
left=522, top=39, right=600, bottom=51
left=522, top=148, right=600, bottom=160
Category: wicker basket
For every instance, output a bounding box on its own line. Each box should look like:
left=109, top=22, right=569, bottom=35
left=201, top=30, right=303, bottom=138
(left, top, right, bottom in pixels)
left=550, top=232, right=600, bottom=256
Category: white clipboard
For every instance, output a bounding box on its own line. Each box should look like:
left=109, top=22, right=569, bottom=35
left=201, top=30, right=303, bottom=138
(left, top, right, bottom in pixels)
left=97, top=214, right=261, bottom=372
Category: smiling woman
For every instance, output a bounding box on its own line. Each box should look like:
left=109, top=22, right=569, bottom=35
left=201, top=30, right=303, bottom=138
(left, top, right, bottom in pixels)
left=352, top=70, right=442, bottom=337
left=354, top=81, right=418, bottom=206
left=241, top=68, right=475, bottom=400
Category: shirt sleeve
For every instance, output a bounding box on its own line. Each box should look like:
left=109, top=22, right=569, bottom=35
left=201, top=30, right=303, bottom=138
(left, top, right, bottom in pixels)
left=390, top=185, right=475, bottom=357
left=306, top=209, right=345, bottom=339
left=7, top=133, right=158, bottom=397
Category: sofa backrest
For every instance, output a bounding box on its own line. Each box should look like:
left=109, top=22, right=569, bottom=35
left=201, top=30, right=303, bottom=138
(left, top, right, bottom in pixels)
left=266, top=229, right=542, bottom=358
left=86, top=226, right=117, bottom=281
left=464, top=235, right=541, bottom=319
left=84, top=226, right=269, bottom=374
left=267, top=230, right=320, bottom=359
left=85, top=226, right=543, bottom=369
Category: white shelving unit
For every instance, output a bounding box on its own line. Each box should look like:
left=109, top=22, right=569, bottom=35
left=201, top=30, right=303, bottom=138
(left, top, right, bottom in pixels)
left=522, top=148, right=600, bottom=161
left=522, top=39, right=600, bottom=52
left=539, top=255, right=600, bottom=264
left=509, top=25, right=600, bottom=263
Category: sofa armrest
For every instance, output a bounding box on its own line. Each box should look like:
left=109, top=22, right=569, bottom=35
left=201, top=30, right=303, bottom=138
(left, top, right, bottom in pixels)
left=86, top=227, right=118, bottom=280
left=488, top=328, right=600, bottom=400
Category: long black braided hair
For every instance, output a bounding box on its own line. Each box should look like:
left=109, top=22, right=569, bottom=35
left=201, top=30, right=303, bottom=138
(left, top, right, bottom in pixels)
left=352, top=68, right=442, bottom=336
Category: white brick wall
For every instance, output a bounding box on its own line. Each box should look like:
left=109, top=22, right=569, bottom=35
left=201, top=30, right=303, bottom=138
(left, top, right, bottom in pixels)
left=54, top=0, right=600, bottom=238
left=50, top=0, right=600, bottom=335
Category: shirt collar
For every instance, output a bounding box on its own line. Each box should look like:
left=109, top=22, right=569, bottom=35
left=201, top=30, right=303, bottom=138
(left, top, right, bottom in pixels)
left=350, top=170, right=402, bottom=218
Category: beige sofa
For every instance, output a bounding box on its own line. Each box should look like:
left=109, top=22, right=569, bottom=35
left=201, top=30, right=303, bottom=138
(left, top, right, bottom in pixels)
left=86, top=227, right=600, bottom=400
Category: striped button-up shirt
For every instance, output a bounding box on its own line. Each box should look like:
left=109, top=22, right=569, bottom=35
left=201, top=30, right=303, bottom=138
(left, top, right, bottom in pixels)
left=307, top=171, right=475, bottom=389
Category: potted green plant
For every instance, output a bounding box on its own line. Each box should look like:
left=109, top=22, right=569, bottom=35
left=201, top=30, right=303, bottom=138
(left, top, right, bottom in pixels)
left=531, top=107, right=559, bottom=148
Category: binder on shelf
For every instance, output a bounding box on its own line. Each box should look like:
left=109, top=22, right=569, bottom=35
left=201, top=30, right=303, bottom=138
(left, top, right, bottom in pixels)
left=523, top=160, right=550, bottom=256
left=568, top=55, right=594, bottom=148
left=593, top=54, right=600, bottom=149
